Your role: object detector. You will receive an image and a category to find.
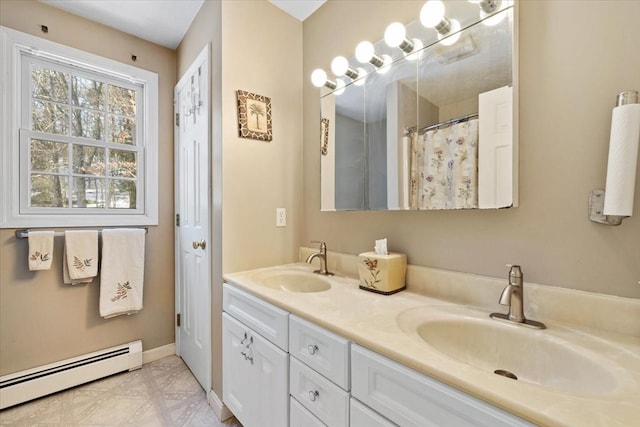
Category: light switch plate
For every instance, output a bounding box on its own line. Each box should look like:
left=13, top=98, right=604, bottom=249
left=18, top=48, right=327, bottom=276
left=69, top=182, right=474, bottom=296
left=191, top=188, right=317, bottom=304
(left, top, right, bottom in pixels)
left=276, top=208, right=286, bottom=227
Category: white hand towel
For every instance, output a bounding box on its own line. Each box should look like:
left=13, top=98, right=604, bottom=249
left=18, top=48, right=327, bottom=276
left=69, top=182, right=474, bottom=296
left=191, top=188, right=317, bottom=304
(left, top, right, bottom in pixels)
left=65, top=230, right=98, bottom=281
left=28, top=231, right=54, bottom=271
left=100, top=229, right=145, bottom=318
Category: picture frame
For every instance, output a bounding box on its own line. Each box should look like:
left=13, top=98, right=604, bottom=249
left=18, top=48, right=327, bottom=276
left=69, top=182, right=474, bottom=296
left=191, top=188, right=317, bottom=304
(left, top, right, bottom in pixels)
left=320, top=117, right=329, bottom=155
left=236, top=90, right=272, bottom=141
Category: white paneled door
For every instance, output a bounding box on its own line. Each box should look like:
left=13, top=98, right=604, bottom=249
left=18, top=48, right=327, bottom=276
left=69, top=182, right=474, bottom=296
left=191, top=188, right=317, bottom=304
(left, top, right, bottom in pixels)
left=174, top=46, right=211, bottom=392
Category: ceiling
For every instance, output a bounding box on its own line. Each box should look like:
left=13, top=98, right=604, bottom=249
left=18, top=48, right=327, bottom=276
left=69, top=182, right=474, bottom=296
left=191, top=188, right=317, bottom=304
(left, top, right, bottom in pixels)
left=41, top=0, right=326, bottom=50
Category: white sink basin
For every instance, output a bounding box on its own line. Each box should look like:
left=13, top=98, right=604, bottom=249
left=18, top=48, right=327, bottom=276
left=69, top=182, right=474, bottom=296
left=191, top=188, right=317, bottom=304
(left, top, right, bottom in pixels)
left=255, top=270, right=331, bottom=293
left=397, top=306, right=622, bottom=396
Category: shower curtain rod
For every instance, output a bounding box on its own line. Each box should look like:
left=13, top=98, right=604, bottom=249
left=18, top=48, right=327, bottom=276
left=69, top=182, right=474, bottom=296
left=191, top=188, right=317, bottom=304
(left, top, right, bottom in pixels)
left=405, top=112, right=479, bottom=136
left=14, top=227, right=148, bottom=239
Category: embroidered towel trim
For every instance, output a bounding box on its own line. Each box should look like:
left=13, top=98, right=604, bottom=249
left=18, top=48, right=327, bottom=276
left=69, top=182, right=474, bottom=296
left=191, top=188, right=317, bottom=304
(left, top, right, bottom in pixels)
left=28, top=231, right=54, bottom=271
left=64, top=230, right=98, bottom=281
left=100, top=229, right=145, bottom=318
left=63, top=247, right=94, bottom=285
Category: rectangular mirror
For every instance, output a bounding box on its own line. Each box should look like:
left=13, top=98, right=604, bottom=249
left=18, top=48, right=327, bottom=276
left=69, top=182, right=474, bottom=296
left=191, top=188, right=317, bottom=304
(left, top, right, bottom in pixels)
left=320, top=2, right=517, bottom=211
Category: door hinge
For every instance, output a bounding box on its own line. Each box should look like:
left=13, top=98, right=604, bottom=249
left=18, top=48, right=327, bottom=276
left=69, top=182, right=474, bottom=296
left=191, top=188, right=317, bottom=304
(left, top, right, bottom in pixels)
left=176, top=213, right=180, bottom=227
left=175, top=112, right=180, bottom=127
left=176, top=313, right=181, bottom=327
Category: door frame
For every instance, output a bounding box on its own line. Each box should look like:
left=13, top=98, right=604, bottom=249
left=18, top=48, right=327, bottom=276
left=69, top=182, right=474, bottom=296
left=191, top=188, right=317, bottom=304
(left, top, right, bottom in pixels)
left=174, top=44, right=212, bottom=391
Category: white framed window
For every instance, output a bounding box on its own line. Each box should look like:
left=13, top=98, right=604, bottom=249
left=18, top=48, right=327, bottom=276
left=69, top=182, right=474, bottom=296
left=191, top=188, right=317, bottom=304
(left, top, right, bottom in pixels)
left=1, top=26, right=158, bottom=228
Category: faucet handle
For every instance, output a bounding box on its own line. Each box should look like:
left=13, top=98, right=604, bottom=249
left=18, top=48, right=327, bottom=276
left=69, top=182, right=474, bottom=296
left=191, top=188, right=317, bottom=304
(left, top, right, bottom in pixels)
left=310, top=240, right=326, bottom=249
left=506, top=264, right=522, bottom=276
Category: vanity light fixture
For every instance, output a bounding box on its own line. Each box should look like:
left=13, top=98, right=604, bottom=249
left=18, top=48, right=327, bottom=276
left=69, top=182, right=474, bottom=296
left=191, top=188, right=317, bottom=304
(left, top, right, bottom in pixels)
left=420, top=0, right=461, bottom=46
left=311, top=68, right=337, bottom=90
left=384, top=22, right=425, bottom=60
left=331, top=56, right=360, bottom=80
left=355, top=41, right=392, bottom=73
left=384, top=22, right=414, bottom=53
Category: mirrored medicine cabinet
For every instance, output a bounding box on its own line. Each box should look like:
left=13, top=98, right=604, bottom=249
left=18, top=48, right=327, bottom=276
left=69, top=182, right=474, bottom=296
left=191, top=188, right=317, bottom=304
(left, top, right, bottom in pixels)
left=319, top=1, right=517, bottom=211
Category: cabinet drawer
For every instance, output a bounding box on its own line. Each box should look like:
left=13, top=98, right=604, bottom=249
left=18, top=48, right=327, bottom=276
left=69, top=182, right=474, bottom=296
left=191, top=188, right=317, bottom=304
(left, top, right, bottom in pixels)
left=350, top=398, right=396, bottom=427
left=290, top=315, right=350, bottom=390
left=290, top=358, right=349, bottom=427
left=223, top=283, right=289, bottom=351
left=351, top=345, right=533, bottom=427
left=290, top=396, right=326, bottom=427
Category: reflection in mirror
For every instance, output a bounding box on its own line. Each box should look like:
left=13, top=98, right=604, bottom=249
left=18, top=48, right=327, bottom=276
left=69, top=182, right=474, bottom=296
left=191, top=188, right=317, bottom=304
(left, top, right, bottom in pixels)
left=319, top=2, right=516, bottom=211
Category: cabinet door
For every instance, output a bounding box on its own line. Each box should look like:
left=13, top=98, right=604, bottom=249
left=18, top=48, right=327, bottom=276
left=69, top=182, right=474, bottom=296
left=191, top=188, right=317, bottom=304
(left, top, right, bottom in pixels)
left=222, top=313, right=254, bottom=427
left=252, top=327, right=289, bottom=427
left=351, top=345, right=533, bottom=427
left=223, top=313, right=289, bottom=427
left=350, top=398, right=397, bottom=427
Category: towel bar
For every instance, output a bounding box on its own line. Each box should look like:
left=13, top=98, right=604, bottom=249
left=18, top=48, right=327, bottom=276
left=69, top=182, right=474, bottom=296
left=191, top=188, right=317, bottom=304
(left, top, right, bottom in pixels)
left=14, top=228, right=148, bottom=239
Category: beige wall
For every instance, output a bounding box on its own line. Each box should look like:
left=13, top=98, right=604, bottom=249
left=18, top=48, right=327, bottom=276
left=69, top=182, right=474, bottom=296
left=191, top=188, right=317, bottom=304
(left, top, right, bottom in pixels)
left=303, top=0, right=640, bottom=298
left=0, top=1, right=176, bottom=375
left=177, top=0, right=303, bottom=397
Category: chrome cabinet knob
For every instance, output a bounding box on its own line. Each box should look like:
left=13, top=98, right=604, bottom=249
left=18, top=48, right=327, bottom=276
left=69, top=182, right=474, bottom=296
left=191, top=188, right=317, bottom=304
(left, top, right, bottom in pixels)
left=308, top=390, right=319, bottom=402
left=307, top=344, right=319, bottom=355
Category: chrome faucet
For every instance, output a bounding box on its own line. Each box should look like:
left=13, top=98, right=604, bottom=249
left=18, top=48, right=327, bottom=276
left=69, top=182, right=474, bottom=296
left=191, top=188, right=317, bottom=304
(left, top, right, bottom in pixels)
left=490, top=265, right=546, bottom=329
left=305, top=241, right=333, bottom=276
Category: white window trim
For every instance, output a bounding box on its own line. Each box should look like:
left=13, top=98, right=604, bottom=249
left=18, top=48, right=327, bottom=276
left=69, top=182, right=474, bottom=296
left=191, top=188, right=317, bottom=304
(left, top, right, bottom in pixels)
left=1, top=26, right=158, bottom=228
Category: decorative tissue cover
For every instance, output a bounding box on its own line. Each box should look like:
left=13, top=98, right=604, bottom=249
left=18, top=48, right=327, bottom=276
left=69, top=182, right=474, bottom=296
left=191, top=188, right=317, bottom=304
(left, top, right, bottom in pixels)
left=358, top=252, right=407, bottom=295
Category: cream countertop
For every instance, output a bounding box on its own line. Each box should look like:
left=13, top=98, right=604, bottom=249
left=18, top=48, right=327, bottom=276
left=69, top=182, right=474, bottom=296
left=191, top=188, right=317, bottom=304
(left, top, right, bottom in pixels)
left=223, top=258, right=640, bottom=427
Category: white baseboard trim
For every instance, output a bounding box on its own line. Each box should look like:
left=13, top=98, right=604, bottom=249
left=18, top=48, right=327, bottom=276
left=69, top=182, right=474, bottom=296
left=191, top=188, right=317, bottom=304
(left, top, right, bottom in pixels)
left=142, top=343, right=176, bottom=364
left=208, top=389, right=233, bottom=422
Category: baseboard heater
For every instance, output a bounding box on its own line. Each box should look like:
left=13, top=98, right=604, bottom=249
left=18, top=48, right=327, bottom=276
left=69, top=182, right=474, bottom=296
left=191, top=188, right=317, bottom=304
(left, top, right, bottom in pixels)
left=0, top=340, right=142, bottom=410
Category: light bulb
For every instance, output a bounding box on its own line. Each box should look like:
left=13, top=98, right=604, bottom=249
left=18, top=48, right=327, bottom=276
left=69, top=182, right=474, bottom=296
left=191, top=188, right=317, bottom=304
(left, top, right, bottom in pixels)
left=438, top=19, right=461, bottom=46
left=353, top=68, right=367, bottom=86
left=355, top=41, right=375, bottom=63
left=384, top=22, right=406, bottom=48
left=334, top=79, right=346, bottom=96
left=420, top=0, right=445, bottom=28
left=331, top=56, right=349, bottom=76
left=405, top=39, right=424, bottom=61
left=311, top=69, right=327, bottom=87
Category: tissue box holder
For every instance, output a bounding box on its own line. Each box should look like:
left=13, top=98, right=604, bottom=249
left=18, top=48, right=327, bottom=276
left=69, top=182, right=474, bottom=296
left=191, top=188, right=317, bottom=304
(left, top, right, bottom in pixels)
left=358, top=252, right=407, bottom=295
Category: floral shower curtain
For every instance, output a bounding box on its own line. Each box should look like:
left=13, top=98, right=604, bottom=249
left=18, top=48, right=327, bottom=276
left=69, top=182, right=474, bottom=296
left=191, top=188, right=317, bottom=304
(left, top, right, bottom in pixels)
left=409, top=119, right=479, bottom=210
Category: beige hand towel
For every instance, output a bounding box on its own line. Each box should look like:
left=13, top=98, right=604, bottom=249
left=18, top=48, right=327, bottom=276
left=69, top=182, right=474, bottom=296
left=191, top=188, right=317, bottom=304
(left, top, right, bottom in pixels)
left=100, top=229, right=145, bottom=318
left=65, top=230, right=98, bottom=281
left=28, top=231, right=54, bottom=271
left=63, top=247, right=94, bottom=285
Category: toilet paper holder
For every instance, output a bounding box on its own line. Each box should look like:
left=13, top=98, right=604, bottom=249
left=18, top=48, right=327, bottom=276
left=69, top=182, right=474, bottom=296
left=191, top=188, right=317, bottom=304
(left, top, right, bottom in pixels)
left=589, top=90, right=640, bottom=226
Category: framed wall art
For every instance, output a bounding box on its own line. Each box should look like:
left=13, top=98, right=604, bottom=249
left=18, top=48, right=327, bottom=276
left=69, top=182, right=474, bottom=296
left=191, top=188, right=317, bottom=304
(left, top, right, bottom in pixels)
left=236, top=90, right=272, bottom=141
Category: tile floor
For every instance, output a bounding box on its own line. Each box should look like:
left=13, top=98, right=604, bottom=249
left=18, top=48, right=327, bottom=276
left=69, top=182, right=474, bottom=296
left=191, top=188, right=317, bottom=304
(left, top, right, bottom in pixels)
left=0, top=356, right=242, bottom=427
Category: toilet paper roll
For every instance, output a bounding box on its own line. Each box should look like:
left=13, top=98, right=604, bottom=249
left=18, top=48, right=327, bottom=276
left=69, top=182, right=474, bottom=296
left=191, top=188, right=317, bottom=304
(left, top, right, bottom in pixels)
left=603, top=103, right=640, bottom=216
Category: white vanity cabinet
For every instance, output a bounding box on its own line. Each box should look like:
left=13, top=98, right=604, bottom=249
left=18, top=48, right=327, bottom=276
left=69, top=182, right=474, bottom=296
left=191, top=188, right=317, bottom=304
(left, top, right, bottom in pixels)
left=351, top=344, right=533, bottom=427
left=222, top=284, right=289, bottom=427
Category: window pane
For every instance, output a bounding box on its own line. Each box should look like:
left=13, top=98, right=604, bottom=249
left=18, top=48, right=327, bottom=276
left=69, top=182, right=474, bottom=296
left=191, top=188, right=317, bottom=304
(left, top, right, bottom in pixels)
left=72, top=177, right=106, bottom=208
left=108, top=85, right=136, bottom=116
left=72, top=145, right=105, bottom=175
left=108, top=115, right=136, bottom=145
left=30, top=174, right=69, bottom=207
left=71, top=76, right=105, bottom=110
left=32, top=66, right=69, bottom=103
left=30, top=139, right=69, bottom=173
left=109, top=149, right=137, bottom=178
left=109, top=180, right=136, bottom=209
left=32, top=100, right=69, bottom=135
left=72, top=108, right=105, bottom=140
